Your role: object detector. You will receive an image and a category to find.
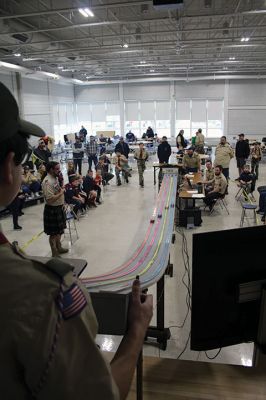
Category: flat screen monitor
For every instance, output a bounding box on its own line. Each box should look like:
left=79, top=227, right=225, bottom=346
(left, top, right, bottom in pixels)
left=191, top=225, right=266, bottom=351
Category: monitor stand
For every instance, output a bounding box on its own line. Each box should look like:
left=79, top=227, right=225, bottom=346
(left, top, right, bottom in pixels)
left=239, top=282, right=266, bottom=366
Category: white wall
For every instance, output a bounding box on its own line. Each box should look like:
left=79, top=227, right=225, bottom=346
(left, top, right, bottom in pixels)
left=1, top=72, right=266, bottom=143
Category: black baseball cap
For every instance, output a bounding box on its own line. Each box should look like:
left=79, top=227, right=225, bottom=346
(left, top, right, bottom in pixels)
left=0, top=82, right=45, bottom=143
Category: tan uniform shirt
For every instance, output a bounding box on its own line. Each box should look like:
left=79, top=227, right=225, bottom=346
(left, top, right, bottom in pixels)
left=214, top=143, right=234, bottom=168
left=205, top=168, right=214, bottom=181
left=134, top=148, right=149, bottom=161
left=183, top=153, right=200, bottom=170
left=112, top=154, right=128, bottom=169
left=22, top=172, right=38, bottom=185
left=251, top=146, right=262, bottom=161
left=0, top=230, right=119, bottom=400
left=42, top=175, right=64, bottom=206
left=207, top=173, right=227, bottom=194
left=195, top=133, right=205, bottom=146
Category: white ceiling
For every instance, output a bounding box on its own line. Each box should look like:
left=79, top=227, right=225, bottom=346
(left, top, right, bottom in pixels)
left=0, top=0, right=266, bottom=82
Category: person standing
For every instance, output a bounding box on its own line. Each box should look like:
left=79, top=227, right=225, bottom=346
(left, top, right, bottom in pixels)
left=251, top=142, right=262, bottom=179
left=86, top=136, right=98, bottom=170
left=214, top=136, right=234, bottom=180
left=235, top=133, right=250, bottom=175
left=115, top=137, right=130, bottom=159
left=195, top=129, right=205, bottom=154
left=79, top=125, right=87, bottom=142
left=176, top=129, right=186, bottom=152
left=42, top=161, right=69, bottom=257
left=33, top=138, right=51, bottom=168
left=0, top=82, right=153, bottom=400
left=7, top=188, right=25, bottom=230
left=146, top=126, right=154, bottom=139
left=134, top=142, right=149, bottom=188
left=183, top=147, right=201, bottom=173
left=72, top=137, right=84, bottom=175
left=157, top=136, right=171, bottom=164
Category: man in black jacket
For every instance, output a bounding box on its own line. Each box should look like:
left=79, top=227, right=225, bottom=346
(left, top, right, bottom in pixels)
left=157, top=136, right=171, bottom=164
left=115, top=137, right=130, bottom=159
left=33, top=139, right=51, bottom=168
left=235, top=133, right=250, bottom=175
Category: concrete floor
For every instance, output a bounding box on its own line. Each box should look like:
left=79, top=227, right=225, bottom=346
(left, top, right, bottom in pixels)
left=1, top=150, right=264, bottom=367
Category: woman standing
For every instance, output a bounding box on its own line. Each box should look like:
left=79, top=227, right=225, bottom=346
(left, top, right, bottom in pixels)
left=176, top=129, right=186, bottom=152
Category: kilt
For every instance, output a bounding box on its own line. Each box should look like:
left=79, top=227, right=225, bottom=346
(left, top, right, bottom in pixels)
left=43, top=204, right=66, bottom=235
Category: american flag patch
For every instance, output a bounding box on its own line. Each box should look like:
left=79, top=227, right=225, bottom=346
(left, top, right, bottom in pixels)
left=60, top=283, right=87, bottom=320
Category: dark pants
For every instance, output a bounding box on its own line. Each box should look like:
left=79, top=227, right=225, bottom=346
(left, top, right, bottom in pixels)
left=258, top=188, right=266, bottom=213
left=22, top=181, right=41, bottom=194
left=102, top=172, right=114, bottom=185
left=251, top=160, right=259, bottom=179
left=204, top=192, right=223, bottom=207
left=74, top=158, right=82, bottom=175
left=71, top=199, right=86, bottom=214
left=8, top=196, right=25, bottom=227
left=88, top=154, right=98, bottom=170
left=222, top=168, right=229, bottom=179
left=95, top=185, right=101, bottom=201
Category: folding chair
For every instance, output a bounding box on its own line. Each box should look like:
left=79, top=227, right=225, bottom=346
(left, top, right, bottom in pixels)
left=64, top=204, right=79, bottom=244
left=210, top=192, right=229, bottom=215
left=240, top=203, right=258, bottom=227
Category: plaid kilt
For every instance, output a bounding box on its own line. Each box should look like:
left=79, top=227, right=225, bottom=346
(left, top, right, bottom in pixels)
left=43, top=204, right=66, bottom=235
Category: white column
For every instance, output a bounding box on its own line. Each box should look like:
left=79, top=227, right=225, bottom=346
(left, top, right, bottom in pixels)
left=224, top=79, right=229, bottom=137
left=119, top=83, right=124, bottom=136
left=170, top=81, right=175, bottom=138
left=15, top=72, right=24, bottom=117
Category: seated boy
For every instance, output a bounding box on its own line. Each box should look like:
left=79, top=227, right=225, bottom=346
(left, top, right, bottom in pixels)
left=22, top=165, right=41, bottom=196
left=65, top=175, right=86, bottom=215
left=238, top=165, right=255, bottom=200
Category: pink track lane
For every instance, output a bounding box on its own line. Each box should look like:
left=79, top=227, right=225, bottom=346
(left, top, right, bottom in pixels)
left=81, top=176, right=170, bottom=283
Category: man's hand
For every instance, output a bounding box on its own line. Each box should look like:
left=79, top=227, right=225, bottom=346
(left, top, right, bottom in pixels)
left=128, top=279, right=153, bottom=336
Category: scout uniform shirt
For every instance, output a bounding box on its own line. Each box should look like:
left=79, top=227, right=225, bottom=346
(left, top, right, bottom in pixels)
left=205, top=167, right=214, bottom=181
left=0, top=228, right=119, bottom=400
left=183, top=153, right=200, bottom=169
left=195, top=132, right=205, bottom=146
left=214, top=143, right=234, bottom=168
left=42, top=174, right=64, bottom=206
left=208, top=173, right=227, bottom=194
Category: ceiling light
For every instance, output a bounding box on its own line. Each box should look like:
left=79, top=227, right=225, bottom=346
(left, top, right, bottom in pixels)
left=140, top=60, right=146, bottom=64
left=23, top=57, right=41, bottom=61
left=14, top=53, right=21, bottom=57
left=43, top=72, right=59, bottom=79
left=78, top=8, right=94, bottom=17
left=241, top=37, right=250, bottom=42
left=229, top=57, right=235, bottom=60
left=0, top=61, right=21, bottom=69
left=62, top=68, right=72, bottom=72
left=58, top=66, right=63, bottom=69
left=150, top=69, right=155, bottom=72
left=122, top=43, right=129, bottom=48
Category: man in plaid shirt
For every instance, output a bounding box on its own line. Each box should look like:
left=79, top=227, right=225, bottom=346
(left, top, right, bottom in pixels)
left=86, top=136, right=98, bottom=170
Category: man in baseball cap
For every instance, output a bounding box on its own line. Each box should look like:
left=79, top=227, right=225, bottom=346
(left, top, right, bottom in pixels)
left=0, top=81, right=153, bottom=400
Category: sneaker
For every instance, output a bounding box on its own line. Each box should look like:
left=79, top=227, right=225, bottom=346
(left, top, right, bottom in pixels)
left=14, top=225, right=22, bottom=230
left=117, top=182, right=121, bottom=186
left=126, top=178, right=129, bottom=183
left=18, top=211, right=24, bottom=216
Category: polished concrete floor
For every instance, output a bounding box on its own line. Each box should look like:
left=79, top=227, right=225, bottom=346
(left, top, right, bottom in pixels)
left=1, top=151, right=264, bottom=367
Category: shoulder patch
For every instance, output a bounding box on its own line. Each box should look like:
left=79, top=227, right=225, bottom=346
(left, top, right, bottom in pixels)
left=59, top=283, right=87, bottom=320
left=45, top=258, right=73, bottom=278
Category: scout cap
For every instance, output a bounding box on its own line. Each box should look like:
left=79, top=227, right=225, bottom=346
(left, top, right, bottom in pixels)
left=0, top=82, right=45, bottom=143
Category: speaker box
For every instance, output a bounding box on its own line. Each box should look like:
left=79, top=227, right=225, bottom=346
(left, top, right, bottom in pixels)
left=179, top=208, right=202, bottom=227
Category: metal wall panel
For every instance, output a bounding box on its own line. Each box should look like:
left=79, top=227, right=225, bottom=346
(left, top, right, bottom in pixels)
left=228, top=109, right=266, bottom=135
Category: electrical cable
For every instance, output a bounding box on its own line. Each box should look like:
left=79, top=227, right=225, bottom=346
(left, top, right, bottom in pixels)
left=204, top=348, right=222, bottom=360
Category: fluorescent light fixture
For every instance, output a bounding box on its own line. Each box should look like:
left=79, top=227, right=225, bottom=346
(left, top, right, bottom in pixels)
left=229, top=57, right=235, bottom=60
left=84, top=7, right=94, bottom=17
left=62, top=68, right=72, bottom=72
left=241, top=37, right=250, bottom=42
left=122, top=43, right=129, bottom=48
left=14, top=53, right=21, bottom=57
left=43, top=71, right=59, bottom=79
left=78, top=8, right=94, bottom=17
left=23, top=57, right=42, bottom=61
left=0, top=61, right=21, bottom=69
left=73, top=78, right=83, bottom=84
left=58, top=66, right=64, bottom=69
left=150, top=69, right=155, bottom=72
left=140, top=60, right=146, bottom=64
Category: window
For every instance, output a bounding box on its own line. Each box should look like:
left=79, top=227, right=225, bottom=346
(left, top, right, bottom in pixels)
left=207, top=100, right=223, bottom=138
left=76, top=104, right=92, bottom=134
left=176, top=101, right=191, bottom=137
left=91, top=103, right=106, bottom=135
left=125, top=101, right=140, bottom=137
left=106, top=102, right=120, bottom=134
left=140, top=101, right=155, bottom=135
left=191, top=100, right=207, bottom=133
left=156, top=101, right=170, bottom=136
